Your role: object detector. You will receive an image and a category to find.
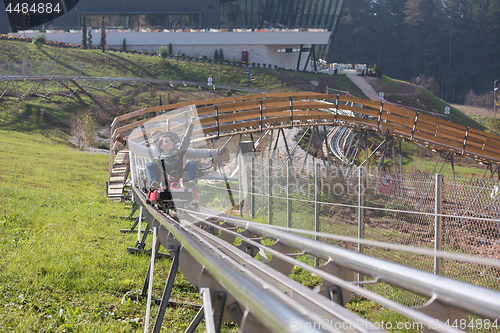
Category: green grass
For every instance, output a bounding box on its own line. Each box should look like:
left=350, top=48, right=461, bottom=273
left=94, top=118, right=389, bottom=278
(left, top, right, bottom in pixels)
left=0, top=39, right=362, bottom=94
left=0, top=130, right=228, bottom=332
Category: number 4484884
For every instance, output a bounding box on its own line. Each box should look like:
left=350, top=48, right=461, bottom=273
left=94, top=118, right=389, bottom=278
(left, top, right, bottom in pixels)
left=445, top=319, right=498, bottom=330
left=5, top=2, right=61, bottom=14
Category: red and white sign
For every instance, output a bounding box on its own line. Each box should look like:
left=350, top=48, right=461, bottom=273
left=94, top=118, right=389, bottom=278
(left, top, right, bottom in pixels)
left=380, top=173, right=394, bottom=186
left=379, top=173, right=394, bottom=194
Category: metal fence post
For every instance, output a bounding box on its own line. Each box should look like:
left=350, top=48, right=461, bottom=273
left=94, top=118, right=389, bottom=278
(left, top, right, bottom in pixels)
left=358, top=167, right=364, bottom=283
left=287, top=159, right=292, bottom=229
left=239, top=153, right=242, bottom=217
left=251, top=156, right=255, bottom=219
left=435, top=173, right=443, bottom=275
left=315, top=163, right=320, bottom=266
left=358, top=167, right=364, bottom=254
left=268, top=158, right=273, bottom=225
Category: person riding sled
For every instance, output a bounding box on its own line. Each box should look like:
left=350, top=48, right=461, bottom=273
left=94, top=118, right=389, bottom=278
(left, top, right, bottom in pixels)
left=115, top=119, right=228, bottom=190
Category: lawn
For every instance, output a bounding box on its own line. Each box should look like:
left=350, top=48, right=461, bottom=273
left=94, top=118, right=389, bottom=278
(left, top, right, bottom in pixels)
left=0, top=130, right=211, bottom=332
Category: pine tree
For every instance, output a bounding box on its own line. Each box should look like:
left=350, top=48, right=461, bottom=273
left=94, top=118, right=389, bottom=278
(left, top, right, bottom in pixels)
left=81, top=14, right=87, bottom=49
left=168, top=43, right=173, bottom=55
left=219, top=48, right=224, bottom=61
left=100, top=16, right=106, bottom=53
left=122, top=38, right=127, bottom=52
left=87, top=29, right=93, bottom=48
left=214, top=49, right=219, bottom=61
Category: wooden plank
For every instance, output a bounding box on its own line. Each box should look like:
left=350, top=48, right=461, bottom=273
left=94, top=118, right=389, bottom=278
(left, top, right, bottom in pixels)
left=383, top=103, right=418, bottom=119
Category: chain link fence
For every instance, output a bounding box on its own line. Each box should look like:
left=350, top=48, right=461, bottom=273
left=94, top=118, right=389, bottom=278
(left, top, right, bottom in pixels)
left=236, top=152, right=500, bottom=324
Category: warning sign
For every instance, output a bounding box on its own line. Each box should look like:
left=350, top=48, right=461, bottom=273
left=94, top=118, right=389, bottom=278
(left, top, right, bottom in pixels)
left=380, top=173, right=394, bottom=186
left=379, top=173, right=394, bottom=194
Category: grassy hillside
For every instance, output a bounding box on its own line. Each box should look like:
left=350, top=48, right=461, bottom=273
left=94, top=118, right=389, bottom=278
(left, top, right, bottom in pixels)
left=0, top=130, right=237, bottom=332
left=0, top=39, right=365, bottom=137
left=0, top=39, right=363, bottom=93
left=367, top=76, right=486, bottom=130
left=0, top=40, right=495, bottom=331
left=1, top=40, right=487, bottom=136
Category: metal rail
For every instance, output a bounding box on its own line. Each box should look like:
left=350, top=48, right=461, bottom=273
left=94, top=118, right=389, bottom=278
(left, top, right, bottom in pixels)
left=119, top=111, right=500, bottom=332
left=127, top=180, right=500, bottom=332
left=193, top=208, right=500, bottom=322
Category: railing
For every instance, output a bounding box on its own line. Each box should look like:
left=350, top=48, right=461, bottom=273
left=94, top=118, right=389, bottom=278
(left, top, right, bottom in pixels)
left=113, top=103, right=500, bottom=332
left=110, top=92, right=500, bottom=186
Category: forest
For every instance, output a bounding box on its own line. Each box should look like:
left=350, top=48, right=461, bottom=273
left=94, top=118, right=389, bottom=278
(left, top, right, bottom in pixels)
left=330, top=0, right=500, bottom=103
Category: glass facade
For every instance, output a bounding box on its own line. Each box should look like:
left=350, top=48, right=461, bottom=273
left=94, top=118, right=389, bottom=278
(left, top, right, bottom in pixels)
left=220, top=0, right=343, bottom=31
left=86, top=14, right=199, bottom=31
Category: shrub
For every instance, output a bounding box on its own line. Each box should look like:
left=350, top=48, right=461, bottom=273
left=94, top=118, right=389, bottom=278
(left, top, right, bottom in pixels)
left=87, top=29, right=92, bottom=47
left=100, top=16, right=106, bottom=52
left=373, top=64, right=382, bottom=78
left=252, top=62, right=255, bottom=67
left=32, top=33, right=46, bottom=47
left=168, top=43, right=173, bottom=55
left=226, top=90, right=232, bottom=97
left=157, top=45, right=169, bottom=58
left=464, top=90, right=492, bottom=108
left=214, top=49, right=219, bottom=61
left=122, top=38, right=127, bottom=52
left=71, top=111, right=97, bottom=149
left=274, top=65, right=278, bottom=69
left=262, top=63, right=266, bottom=68
left=81, top=14, right=87, bottom=49
left=219, top=48, right=224, bottom=61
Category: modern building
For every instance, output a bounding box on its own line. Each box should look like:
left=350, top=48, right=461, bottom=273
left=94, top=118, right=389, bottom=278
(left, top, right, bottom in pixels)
left=2, top=0, right=345, bottom=68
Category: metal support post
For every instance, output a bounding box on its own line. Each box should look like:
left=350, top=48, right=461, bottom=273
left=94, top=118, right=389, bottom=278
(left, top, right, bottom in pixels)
left=391, top=138, right=399, bottom=196
left=287, top=159, right=292, bottom=229
left=358, top=167, right=364, bottom=254
left=238, top=153, right=242, bottom=217
left=314, top=163, right=320, bottom=267
left=141, top=231, right=161, bottom=297
left=494, top=80, right=497, bottom=118
left=271, top=128, right=281, bottom=161
left=301, top=128, right=314, bottom=171
left=358, top=167, right=364, bottom=282
left=268, top=158, right=273, bottom=225
left=152, top=246, right=181, bottom=333
left=434, top=174, right=443, bottom=275
left=279, top=126, right=310, bottom=169
left=200, top=288, right=216, bottom=333
left=144, top=227, right=158, bottom=333
left=185, top=306, right=205, bottom=333
left=369, top=139, right=388, bottom=190
left=250, top=156, right=255, bottom=219
left=450, top=154, right=459, bottom=217
left=399, top=140, right=403, bottom=194
left=315, top=126, right=326, bottom=165
left=267, top=130, right=274, bottom=160
left=365, top=131, right=369, bottom=175
left=281, top=128, right=293, bottom=168
left=323, top=125, right=331, bottom=166
left=215, top=104, right=219, bottom=138
left=136, top=206, right=144, bottom=242
left=212, top=291, right=227, bottom=333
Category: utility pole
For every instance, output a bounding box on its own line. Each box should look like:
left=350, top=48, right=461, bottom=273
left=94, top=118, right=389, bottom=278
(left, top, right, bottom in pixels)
left=494, top=80, right=498, bottom=118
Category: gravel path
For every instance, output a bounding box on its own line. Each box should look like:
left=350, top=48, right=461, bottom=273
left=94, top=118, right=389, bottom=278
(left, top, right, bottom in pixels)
left=348, top=75, right=381, bottom=101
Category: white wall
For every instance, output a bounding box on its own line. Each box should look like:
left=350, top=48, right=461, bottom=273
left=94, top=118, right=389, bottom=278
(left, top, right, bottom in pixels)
left=11, top=31, right=328, bottom=69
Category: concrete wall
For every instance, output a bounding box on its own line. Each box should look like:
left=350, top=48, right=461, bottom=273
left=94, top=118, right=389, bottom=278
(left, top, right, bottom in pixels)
left=10, top=31, right=329, bottom=69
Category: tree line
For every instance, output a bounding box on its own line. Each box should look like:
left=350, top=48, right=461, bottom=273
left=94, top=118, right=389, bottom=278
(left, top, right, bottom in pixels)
left=329, top=0, right=500, bottom=103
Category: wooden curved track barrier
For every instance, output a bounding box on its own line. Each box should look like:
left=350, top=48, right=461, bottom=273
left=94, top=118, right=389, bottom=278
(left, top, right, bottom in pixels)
left=109, top=91, right=500, bottom=184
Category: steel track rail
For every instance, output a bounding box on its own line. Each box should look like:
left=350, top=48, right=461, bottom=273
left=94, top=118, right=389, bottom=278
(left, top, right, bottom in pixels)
left=190, top=207, right=500, bottom=324
left=129, top=185, right=473, bottom=332
left=133, top=187, right=336, bottom=333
